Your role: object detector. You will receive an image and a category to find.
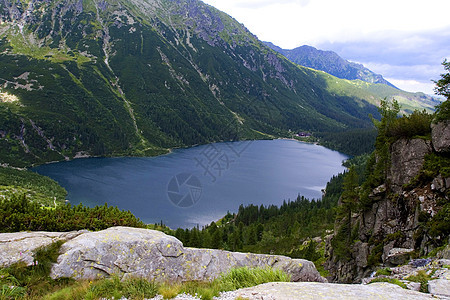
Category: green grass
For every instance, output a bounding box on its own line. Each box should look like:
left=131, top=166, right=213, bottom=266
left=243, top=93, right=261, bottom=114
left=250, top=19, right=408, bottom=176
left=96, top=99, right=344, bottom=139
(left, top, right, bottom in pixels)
left=375, top=268, right=392, bottom=276
left=0, top=167, right=67, bottom=207
left=7, top=29, right=91, bottom=64
left=159, top=266, right=290, bottom=300
left=0, top=264, right=290, bottom=300
left=405, top=270, right=432, bottom=293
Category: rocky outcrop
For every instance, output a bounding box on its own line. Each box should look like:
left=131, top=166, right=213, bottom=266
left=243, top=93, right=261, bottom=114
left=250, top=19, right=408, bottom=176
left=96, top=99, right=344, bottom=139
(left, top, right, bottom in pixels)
left=387, top=138, right=432, bottom=193
left=361, top=258, right=450, bottom=298
left=0, top=230, right=87, bottom=267
left=231, top=282, right=442, bottom=299
left=432, top=120, right=450, bottom=153
left=0, top=227, right=325, bottom=283
left=325, top=121, right=450, bottom=283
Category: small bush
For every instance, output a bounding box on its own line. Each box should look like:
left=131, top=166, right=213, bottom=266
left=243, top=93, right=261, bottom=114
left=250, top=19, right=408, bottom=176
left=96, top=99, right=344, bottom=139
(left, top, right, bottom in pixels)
left=387, top=110, right=432, bottom=140
left=375, top=268, right=392, bottom=276
left=406, top=270, right=431, bottom=293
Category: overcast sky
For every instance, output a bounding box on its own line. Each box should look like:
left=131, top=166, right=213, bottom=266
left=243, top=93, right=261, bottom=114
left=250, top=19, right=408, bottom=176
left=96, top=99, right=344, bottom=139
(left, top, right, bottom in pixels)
left=201, top=0, right=450, bottom=95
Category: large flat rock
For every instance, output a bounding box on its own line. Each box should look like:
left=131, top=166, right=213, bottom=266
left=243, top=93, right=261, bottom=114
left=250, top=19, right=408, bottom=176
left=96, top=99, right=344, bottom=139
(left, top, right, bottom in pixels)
left=0, top=227, right=324, bottom=283
left=50, top=227, right=325, bottom=282
left=233, top=282, right=445, bottom=299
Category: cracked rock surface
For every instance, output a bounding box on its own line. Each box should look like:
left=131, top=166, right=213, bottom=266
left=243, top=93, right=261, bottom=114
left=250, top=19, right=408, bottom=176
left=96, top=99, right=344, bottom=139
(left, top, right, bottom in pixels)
left=0, top=227, right=325, bottom=283
left=0, top=230, right=87, bottom=267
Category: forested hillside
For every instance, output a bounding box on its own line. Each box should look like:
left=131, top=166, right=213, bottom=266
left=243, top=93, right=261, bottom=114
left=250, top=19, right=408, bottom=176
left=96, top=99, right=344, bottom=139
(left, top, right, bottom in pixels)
left=0, top=0, right=433, bottom=168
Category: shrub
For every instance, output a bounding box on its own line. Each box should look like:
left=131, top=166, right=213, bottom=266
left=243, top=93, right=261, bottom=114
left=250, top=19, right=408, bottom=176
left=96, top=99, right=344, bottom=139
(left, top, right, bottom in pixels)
left=387, top=110, right=432, bottom=139
left=375, top=268, right=392, bottom=276
left=406, top=270, right=431, bottom=293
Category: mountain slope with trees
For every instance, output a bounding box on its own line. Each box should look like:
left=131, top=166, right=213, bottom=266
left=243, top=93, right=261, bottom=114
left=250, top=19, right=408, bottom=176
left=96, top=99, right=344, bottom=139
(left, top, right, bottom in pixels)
left=265, top=42, right=440, bottom=113
left=0, top=0, right=434, bottom=168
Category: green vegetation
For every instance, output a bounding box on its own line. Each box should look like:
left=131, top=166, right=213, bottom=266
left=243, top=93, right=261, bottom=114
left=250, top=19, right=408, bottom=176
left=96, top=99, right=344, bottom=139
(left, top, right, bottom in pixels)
left=1, top=259, right=288, bottom=300
left=1, top=0, right=422, bottom=169
left=0, top=167, right=67, bottom=206
left=405, top=270, right=432, bottom=293
left=0, top=241, right=68, bottom=299
left=374, top=268, right=392, bottom=276
left=159, top=266, right=289, bottom=300
left=369, top=277, right=407, bottom=289
left=434, top=59, right=450, bottom=122
left=0, top=193, right=146, bottom=232
left=166, top=171, right=347, bottom=275
left=316, top=128, right=377, bottom=157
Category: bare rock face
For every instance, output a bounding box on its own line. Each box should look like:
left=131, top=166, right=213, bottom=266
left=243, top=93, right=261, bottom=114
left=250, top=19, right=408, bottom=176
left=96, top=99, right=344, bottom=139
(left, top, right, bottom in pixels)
left=3, top=227, right=323, bottom=283
left=432, top=121, right=450, bottom=153
left=0, top=230, right=87, bottom=267
left=388, top=138, right=432, bottom=193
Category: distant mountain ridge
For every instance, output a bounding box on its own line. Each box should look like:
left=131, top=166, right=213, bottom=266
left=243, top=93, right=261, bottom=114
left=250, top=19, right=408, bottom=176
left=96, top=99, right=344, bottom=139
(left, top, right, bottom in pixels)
left=264, top=42, right=397, bottom=88
left=0, top=0, right=438, bottom=167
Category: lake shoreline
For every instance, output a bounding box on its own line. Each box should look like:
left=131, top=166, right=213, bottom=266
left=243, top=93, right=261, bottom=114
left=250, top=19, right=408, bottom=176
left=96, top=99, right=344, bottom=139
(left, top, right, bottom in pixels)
left=33, top=140, right=348, bottom=228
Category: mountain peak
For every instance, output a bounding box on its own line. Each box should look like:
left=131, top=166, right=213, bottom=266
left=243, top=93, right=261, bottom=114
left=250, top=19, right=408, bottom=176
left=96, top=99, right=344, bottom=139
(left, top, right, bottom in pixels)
left=265, top=42, right=396, bottom=88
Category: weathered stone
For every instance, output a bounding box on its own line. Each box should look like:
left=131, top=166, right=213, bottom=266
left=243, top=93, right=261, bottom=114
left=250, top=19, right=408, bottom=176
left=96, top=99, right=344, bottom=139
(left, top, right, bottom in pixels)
left=428, top=278, right=450, bottom=298
left=353, top=241, right=369, bottom=268
left=446, top=177, right=450, bottom=189
left=437, top=245, right=450, bottom=259
left=385, top=248, right=414, bottom=266
left=46, top=227, right=325, bottom=282
left=0, top=230, right=87, bottom=267
left=405, top=281, right=421, bottom=292
left=432, top=175, right=445, bottom=192
left=432, top=121, right=450, bottom=153
left=233, top=282, right=439, bottom=299
left=388, top=138, right=432, bottom=192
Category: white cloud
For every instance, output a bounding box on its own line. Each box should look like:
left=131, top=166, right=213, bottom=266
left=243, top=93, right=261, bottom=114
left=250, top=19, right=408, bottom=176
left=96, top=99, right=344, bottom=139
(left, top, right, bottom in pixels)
left=201, top=0, right=450, bottom=94
left=386, top=79, right=436, bottom=95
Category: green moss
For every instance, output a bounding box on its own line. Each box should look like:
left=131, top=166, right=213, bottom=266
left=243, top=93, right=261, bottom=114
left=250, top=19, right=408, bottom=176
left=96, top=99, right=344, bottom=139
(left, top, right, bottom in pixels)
left=369, top=277, right=407, bottom=289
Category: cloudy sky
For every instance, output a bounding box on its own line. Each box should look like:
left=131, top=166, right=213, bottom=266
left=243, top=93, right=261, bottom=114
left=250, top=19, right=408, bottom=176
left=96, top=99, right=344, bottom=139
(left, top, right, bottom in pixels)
left=201, top=0, right=450, bottom=95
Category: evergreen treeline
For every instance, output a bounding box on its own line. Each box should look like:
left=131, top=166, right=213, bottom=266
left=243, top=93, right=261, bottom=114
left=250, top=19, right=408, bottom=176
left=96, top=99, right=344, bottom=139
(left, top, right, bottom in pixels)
left=171, top=172, right=345, bottom=259
left=0, top=194, right=146, bottom=232
left=316, top=128, right=377, bottom=157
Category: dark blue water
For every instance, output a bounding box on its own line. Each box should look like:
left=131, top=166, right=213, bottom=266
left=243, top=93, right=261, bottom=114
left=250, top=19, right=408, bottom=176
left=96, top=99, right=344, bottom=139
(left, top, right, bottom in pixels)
left=33, top=140, right=347, bottom=228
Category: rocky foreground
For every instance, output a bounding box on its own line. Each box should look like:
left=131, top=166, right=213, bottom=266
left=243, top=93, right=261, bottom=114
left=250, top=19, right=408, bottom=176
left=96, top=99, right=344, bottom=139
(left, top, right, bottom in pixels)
left=1, top=226, right=449, bottom=299
left=0, top=226, right=324, bottom=283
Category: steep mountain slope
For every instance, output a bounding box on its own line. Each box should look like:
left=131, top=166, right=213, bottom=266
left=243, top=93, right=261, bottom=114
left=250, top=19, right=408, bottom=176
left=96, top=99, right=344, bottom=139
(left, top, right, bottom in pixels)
left=266, top=42, right=440, bottom=114
left=0, top=0, right=404, bottom=167
left=265, top=42, right=396, bottom=87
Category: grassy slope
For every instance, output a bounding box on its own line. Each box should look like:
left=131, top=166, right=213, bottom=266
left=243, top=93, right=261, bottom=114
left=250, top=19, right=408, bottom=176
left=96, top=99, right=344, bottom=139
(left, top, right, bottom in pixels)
left=0, top=166, right=67, bottom=206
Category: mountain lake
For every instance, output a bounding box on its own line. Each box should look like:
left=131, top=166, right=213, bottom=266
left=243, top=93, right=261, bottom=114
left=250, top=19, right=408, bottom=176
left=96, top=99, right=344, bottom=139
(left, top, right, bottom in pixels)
left=32, top=139, right=348, bottom=228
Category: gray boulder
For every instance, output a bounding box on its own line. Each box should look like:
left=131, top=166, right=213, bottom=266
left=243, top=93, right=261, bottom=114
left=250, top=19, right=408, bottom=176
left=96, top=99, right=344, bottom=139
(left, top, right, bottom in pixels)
left=432, top=121, right=450, bottom=153
left=428, top=277, right=450, bottom=298
left=385, top=248, right=414, bottom=266
left=48, top=227, right=326, bottom=282
left=0, top=230, right=86, bottom=267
